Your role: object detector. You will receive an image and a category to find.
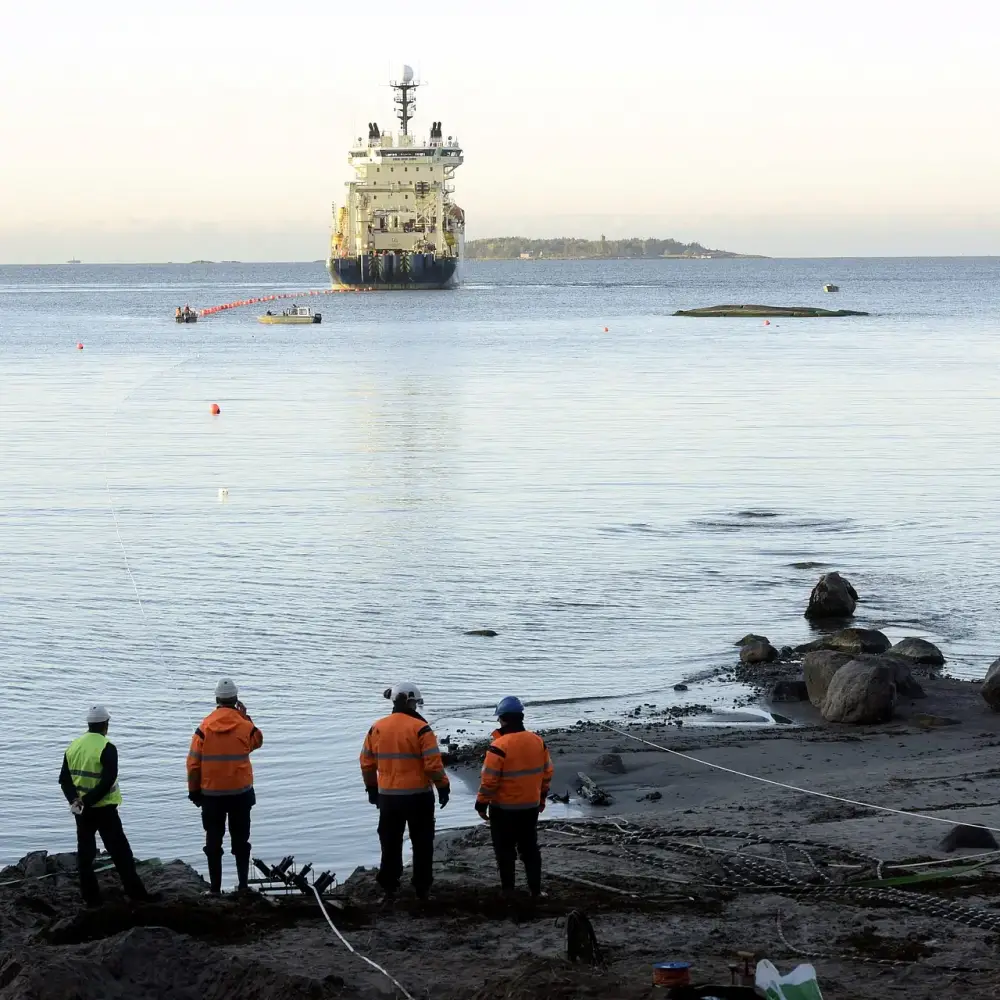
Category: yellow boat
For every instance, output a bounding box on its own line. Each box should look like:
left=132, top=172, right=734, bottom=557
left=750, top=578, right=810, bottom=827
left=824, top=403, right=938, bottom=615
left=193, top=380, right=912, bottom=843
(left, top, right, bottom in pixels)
left=257, top=304, right=322, bottom=324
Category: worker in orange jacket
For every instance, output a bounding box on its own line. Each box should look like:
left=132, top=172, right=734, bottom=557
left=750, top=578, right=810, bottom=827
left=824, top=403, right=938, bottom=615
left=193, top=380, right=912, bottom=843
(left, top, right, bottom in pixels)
left=360, top=682, right=450, bottom=899
left=476, top=696, right=553, bottom=897
left=187, top=678, right=263, bottom=894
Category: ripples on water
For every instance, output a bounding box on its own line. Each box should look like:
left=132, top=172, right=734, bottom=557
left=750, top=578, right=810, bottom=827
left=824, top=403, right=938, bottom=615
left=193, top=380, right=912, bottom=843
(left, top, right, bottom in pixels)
left=2, top=257, right=1000, bottom=873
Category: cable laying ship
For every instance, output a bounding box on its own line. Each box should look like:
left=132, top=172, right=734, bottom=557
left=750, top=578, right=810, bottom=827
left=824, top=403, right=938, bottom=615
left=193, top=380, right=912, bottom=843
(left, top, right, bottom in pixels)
left=327, top=67, right=465, bottom=290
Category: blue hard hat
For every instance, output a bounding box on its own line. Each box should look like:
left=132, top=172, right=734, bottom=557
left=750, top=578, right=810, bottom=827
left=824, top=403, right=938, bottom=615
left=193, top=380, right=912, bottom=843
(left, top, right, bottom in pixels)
left=495, top=696, right=524, bottom=718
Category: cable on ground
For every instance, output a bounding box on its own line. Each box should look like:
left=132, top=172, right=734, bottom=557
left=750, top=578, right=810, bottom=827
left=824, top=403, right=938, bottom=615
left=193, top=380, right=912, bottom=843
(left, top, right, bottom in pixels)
left=309, top=884, right=416, bottom=1000
left=598, top=723, right=1000, bottom=835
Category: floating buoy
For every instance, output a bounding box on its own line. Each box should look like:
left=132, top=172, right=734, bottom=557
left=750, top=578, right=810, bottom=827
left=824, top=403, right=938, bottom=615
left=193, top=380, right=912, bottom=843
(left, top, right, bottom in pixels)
left=218, top=487, right=229, bottom=501
left=76, top=342, right=84, bottom=350
left=603, top=326, right=609, bottom=332
left=763, top=319, right=771, bottom=326
left=210, top=403, right=221, bottom=415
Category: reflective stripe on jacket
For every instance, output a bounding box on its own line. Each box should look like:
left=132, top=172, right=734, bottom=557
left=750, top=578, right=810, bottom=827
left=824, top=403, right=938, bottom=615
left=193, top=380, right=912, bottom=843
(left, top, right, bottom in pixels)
left=476, top=729, right=553, bottom=810
left=360, top=711, right=450, bottom=796
left=187, top=706, right=263, bottom=797
left=66, top=732, right=122, bottom=807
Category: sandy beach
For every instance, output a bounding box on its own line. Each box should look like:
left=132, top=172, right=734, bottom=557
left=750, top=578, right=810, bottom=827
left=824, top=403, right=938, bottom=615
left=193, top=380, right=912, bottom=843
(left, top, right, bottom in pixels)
left=3, top=672, right=1000, bottom=999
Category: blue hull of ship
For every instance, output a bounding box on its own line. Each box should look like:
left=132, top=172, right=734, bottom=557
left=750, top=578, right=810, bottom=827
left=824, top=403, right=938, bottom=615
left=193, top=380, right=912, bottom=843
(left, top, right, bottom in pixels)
left=328, top=254, right=458, bottom=290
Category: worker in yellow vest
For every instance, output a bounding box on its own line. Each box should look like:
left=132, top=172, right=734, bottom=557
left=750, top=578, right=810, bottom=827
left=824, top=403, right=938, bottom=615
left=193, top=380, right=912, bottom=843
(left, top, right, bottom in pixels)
left=58, top=705, right=152, bottom=906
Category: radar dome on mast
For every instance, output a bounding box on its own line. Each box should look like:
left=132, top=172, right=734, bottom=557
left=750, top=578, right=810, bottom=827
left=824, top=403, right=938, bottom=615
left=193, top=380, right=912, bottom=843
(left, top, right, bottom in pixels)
left=401, top=64, right=414, bottom=83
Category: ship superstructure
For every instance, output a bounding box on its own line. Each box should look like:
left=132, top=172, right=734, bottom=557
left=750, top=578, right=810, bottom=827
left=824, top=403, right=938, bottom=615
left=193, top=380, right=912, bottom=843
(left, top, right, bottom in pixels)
left=328, top=67, right=465, bottom=290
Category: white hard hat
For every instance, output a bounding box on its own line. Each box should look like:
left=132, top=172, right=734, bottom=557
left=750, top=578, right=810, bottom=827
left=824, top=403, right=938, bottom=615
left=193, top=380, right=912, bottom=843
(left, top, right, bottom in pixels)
left=384, top=682, right=423, bottom=706
left=215, top=678, right=239, bottom=700
left=86, top=705, right=110, bottom=725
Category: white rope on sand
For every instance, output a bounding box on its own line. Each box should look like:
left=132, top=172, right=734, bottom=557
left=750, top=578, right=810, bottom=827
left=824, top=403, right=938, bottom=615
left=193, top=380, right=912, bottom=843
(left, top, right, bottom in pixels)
left=598, top=722, right=1000, bottom=835
left=309, top=884, right=416, bottom=1000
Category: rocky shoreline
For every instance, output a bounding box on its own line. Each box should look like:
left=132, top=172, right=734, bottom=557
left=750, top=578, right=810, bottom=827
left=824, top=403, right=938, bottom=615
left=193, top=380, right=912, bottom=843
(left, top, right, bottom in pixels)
left=4, top=572, right=1000, bottom=999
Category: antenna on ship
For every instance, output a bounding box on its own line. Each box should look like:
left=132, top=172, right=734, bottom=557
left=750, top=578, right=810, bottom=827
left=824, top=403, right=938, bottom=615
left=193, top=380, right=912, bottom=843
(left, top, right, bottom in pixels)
left=390, top=64, right=419, bottom=135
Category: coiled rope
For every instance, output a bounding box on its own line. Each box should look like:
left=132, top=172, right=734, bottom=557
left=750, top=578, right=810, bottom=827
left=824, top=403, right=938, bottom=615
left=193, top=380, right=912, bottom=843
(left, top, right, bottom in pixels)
left=598, top=723, right=1000, bottom=835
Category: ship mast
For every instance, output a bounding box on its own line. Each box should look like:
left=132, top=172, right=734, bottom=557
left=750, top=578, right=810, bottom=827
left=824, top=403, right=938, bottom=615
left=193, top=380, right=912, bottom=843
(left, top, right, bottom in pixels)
left=390, top=65, right=419, bottom=135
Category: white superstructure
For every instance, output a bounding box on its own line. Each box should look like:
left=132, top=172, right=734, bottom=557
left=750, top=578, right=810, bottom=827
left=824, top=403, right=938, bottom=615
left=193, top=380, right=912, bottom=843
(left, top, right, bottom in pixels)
left=329, top=68, right=465, bottom=273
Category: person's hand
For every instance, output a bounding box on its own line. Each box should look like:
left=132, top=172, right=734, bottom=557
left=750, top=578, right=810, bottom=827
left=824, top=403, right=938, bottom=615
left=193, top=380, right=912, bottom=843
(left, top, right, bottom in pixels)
left=437, top=785, right=450, bottom=809
left=476, top=803, right=489, bottom=823
left=367, top=788, right=379, bottom=806
left=70, top=798, right=85, bottom=816
left=188, top=790, right=203, bottom=808
left=234, top=700, right=248, bottom=716
left=538, top=797, right=547, bottom=814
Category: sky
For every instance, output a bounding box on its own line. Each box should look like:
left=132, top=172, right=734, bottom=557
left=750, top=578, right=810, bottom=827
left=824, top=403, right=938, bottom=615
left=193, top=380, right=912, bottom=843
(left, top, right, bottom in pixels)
left=2, top=0, right=999, bottom=261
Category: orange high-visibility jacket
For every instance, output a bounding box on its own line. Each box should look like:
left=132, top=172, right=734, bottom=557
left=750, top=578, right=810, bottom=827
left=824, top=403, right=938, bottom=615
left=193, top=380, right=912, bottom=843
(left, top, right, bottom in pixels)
left=187, top=706, right=263, bottom=797
left=360, top=711, right=449, bottom=797
left=476, top=729, right=553, bottom=810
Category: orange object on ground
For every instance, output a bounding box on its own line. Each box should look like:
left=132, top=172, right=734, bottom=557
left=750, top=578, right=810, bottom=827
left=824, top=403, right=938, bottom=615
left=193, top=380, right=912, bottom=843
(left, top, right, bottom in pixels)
left=210, top=403, right=221, bottom=415
left=652, top=962, right=691, bottom=987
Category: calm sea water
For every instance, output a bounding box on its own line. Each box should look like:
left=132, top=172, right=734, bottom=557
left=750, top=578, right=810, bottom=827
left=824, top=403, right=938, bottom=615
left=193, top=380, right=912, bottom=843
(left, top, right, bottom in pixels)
left=2, top=257, right=1000, bottom=876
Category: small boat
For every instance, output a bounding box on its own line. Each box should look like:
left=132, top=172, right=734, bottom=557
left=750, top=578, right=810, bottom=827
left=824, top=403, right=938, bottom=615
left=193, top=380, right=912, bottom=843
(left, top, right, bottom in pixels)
left=67, top=258, right=81, bottom=264
left=175, top=308, right=198, bottom=323
left=258, top=304, right=322, bottom=325
left=823, top=283, right=839, bottom=293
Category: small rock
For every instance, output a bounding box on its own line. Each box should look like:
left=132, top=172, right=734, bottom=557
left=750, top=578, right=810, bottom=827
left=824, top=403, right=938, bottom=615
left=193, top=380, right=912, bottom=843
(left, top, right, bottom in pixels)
left=889, top=637, right=945, bottom=666
left=768, top=679, right=809, bottom=703
left=20, top=851, right=48, bottom=879
left=740, top=639, right=778, bottom=664
left=465, top=628, right=498, bottom=637
left=939, top=824, right=999, bottom=852
left=911, top=714, right=960, bottom=729
left=778, top=646, right=795, bottom=659
left=735, top=633, right=769, bottom=647
left=804, top=571, right=858, bottom=620
left=673, top=683, right=689, bottom=692
left=982, top=657, right=1000, bottom=711
left=636, top=790, right=662, bottom=802
left=594, top=753, right=626, bottom=775
left=821, top=660, right=896, bottom=724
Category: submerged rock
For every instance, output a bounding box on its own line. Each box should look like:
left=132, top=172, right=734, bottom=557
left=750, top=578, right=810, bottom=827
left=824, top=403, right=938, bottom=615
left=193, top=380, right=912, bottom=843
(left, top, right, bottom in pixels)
left=822, top=660, right=896, bottom=724
left=804, top=572, right=858, bottom=620
left=889, top=637, right=945, bottom=666
left=768, top=679, right=809, bottom=703
left=803, top=651, right=853, bottom=707
left=465, top=628, right=498, bottom=637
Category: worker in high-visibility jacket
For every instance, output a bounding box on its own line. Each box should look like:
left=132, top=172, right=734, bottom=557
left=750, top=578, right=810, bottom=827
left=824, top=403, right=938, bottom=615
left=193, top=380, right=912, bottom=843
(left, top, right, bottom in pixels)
left=58, top=705, right=153, bottom=906
left=360, top=682, right=450, bottom=899
left=475, top=696, right=553, bottom=897
left=187, top=678, right=263, bottom=894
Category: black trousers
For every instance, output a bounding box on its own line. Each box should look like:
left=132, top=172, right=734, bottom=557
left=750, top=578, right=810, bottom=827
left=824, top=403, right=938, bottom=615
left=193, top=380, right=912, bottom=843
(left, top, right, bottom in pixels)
left=376, top=792, right=435, bottom=896
left=74, top=805, right=147, bottom=904
left=489, top=806, right=541, bottom=894
left=201, top=793, right=253, bottom=860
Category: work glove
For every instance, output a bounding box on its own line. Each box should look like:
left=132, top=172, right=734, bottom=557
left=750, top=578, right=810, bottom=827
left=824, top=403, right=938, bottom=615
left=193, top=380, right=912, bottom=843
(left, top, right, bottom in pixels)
left=437, top=785, right=450, bottom=809
left=188, top=790, right=203, bottom=808
left=69, top=798, right=85, bottom=816
left=367, top=788, right=379, bottom=806
left=476, top=803, right=489, bottom=823
left=538, top=797, right=547, bottom=814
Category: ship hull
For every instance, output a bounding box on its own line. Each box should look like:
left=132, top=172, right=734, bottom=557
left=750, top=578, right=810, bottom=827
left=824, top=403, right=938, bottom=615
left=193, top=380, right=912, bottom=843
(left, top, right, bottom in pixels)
left=328, top=253, right=458, bottom=290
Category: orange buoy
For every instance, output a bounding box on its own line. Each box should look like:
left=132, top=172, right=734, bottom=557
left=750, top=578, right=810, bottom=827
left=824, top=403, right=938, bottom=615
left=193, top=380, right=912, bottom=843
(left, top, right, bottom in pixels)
left=763, top=319, right=771, bottom=326
left=210, top=403, right=221, bottom=415
left=603, top=326, right=609, bottom=332
left=76, top=342, right=84, bottom=350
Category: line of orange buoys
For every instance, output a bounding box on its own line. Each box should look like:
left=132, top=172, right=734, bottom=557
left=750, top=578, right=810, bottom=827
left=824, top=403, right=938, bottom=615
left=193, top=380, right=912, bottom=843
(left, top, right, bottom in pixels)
left=197, top=286, right=371, bottom=317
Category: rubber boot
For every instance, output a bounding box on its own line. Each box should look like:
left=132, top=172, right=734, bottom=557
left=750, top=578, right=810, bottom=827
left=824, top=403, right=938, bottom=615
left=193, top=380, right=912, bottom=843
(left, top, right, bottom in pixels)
left=206, top=854, right=223, bottom=895
left=234, top=850, right=250, bottom=892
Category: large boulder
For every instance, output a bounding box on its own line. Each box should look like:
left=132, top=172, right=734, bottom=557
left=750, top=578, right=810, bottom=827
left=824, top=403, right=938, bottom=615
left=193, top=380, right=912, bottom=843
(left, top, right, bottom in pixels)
left=982, top=657, right=1000, bottom=711
left=804, top=572, right=858, bottom=620
left=881, top=654, right=925, bottom=699
left=825, top=627, right=891, bottom=656
left=822, top=660, right=896, bottom=724
left=888, top=637, right=945, bottom=667
left=740, top=639, right=778, bottom=664
left=803, top=651, right=853, bottom=706
left=734, top=633, right=770, bottom=647
left=768, top=679, right=809, bottom=703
